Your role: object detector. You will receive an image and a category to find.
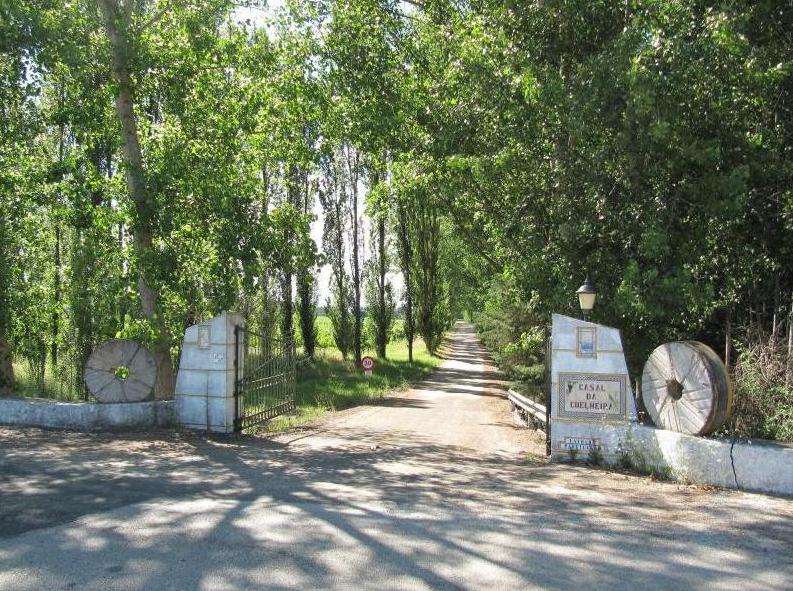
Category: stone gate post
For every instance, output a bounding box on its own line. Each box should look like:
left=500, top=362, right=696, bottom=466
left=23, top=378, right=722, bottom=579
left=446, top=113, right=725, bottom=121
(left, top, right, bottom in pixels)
left=175, top=311, right=244, bottom=433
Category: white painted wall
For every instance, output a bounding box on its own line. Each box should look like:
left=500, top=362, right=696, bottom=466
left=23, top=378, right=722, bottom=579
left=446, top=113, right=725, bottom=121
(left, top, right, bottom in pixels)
left=0, top=398, right=173, bottom=431
left=554, top=422, right=793, bottom=497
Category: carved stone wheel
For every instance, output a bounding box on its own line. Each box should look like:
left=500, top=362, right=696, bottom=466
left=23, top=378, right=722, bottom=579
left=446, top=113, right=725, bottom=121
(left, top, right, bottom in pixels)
left=641, top=341, right=733, bottom=436
left=84, top=340, right=157, bottom=403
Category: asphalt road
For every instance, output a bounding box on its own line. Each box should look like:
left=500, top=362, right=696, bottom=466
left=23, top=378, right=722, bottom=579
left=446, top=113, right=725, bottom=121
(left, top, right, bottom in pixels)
left=1, top=323, right=792, bottom=590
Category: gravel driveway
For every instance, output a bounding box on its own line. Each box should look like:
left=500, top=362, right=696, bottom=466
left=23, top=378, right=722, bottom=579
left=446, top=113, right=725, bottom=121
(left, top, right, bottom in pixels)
left=1, top=323, right=792, bottom=590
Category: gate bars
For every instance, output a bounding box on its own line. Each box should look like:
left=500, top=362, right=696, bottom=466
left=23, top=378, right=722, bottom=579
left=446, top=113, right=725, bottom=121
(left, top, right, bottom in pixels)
left=233, top=326, right=296, bottom=432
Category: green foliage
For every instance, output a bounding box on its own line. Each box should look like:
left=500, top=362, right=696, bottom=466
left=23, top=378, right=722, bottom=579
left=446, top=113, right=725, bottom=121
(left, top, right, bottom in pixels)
left=327, top=290, right=353, bottom=359
left=364, top=236, right=396, bottom=359
left=411, top=195, right=449, bottom=354
left=3, top=0, right=792, bottom=436
left=315, top=315, right=336, bottom=350
left=297, top=273, right=318, bottom=358
left=587, top=447, right=604, bottom=467
left=2, top=1, right=323, bottom=396
left=396, top=0, right=793, bottom=373
left=475, top=276, right=546, bottom=390
left=389, top=318, right=405, bottom=343
left=731, top=337, right=793, bottom=443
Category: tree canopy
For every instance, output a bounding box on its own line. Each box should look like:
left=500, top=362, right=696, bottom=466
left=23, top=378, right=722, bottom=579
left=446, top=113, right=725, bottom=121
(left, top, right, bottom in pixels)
left=0, top=0, right=790, bottom=399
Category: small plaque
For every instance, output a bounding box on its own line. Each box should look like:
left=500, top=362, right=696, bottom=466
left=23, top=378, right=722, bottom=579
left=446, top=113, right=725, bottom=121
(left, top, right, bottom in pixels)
left=576, top=327, right=597, bottom=358
left=198, top=326, right=211, bottom=349
left=558, top=372, right=627, bottom=419
left=562, top=437, right=601, bottom=451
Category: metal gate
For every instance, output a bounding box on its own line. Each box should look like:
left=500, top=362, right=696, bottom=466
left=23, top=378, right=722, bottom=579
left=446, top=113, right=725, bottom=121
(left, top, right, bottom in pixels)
left=233, top=326, right=296, bottom=432
left=545, top=329, right=552, bottom=456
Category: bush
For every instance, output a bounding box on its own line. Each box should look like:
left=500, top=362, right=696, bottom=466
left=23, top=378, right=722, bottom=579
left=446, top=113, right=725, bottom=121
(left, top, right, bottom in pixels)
left=362, top=316, right=376, bottom=351
left=389, top=318, right=405, bottom=343
left=508, top=363, right=545, bottom=385
left=475, top=277, right=545, bottom=361
left=731, top=336, right=793, bottom=443
left=315, top=315, right=336, bottom=350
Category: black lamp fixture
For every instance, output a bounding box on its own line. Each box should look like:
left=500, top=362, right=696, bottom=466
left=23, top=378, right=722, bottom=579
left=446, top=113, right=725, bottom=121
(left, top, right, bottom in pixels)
left=576, top=276, right=596, bottom=321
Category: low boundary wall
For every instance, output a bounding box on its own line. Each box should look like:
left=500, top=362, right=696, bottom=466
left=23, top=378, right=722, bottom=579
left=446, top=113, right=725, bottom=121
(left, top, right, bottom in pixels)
left=552, top=422, right=793, bottom=497
left=0, top=397, right=174, bottom=431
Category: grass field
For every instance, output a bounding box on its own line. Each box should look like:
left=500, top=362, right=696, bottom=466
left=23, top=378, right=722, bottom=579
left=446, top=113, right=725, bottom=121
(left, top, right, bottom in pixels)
left=263, top=334, right=443, bottom=432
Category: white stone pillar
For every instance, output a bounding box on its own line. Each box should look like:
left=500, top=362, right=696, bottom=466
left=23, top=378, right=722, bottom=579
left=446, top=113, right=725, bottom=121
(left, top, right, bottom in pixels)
left=549, top=313, right=638, bottom=462
left=175, top=311, right=244, bottom=433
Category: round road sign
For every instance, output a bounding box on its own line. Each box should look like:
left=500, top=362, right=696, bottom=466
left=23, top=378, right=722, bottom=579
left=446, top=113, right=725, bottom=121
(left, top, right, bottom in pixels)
left=361, top=356, right=376, bottom=372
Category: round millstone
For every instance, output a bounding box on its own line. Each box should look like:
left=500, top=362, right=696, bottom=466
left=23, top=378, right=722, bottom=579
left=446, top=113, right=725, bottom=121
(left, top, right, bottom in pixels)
left=84, top=340, right=157, bottom=403
left=641, top=341, right=733, bottom=436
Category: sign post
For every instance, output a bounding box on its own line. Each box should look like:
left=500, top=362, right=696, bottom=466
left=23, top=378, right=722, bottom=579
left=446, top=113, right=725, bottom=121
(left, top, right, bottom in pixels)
left=361, top=356, right=376, bottom=377
left=549, top=314, right=638, bottom=461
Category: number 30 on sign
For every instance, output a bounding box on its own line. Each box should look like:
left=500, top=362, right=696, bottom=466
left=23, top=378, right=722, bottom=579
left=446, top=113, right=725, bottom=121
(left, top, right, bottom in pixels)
left=361, top=356, right=376, bottom=376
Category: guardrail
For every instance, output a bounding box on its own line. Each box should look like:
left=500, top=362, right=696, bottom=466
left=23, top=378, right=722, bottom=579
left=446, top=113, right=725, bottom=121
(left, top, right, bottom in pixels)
left=507, top=388, right=547, bottom=430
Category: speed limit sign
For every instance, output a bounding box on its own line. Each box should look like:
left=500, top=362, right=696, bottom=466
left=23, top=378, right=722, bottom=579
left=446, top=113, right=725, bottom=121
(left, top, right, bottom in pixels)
left=361, top=356, right=376, bottom=375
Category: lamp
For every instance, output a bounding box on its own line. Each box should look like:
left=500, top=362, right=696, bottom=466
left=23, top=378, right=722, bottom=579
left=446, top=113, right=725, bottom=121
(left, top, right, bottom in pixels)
left=576, top=276, right=596, bottom=321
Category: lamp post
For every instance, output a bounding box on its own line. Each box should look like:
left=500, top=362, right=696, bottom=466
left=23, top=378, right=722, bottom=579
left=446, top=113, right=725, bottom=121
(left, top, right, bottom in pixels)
left=576, top=277, right=596, bottom=321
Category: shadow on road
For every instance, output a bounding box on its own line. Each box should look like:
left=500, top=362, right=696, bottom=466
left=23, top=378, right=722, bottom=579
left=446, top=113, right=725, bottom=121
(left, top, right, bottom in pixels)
left=2, top=424, right=793, bottom=590
left=1, top=323, right=792, bottom=589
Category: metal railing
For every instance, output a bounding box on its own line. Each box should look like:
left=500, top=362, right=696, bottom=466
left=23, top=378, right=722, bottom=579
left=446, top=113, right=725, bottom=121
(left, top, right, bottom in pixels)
left=508, top=388, right=547, bottom=429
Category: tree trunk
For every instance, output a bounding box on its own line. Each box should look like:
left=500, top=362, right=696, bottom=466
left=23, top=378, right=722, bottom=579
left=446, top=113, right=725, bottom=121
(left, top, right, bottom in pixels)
left=52, top=225, right=60, bottom=367
left=98, top=0, right=175, bottom=399
left=281, top=269, right=293, bottom=350
left=413, top=199, right=441, bottom=354
left=297, top=273, right=314, bottom=358
left=724, top=307, right=732, bottom=368
left=335, top=195, right=349, bottom=359
left=397, top=201, right=414, bottom=363
left=72, top=147, right=110, bottom=398
left=0, top=337, right=12, bottom=395
left=261, top=269, right=276, bottom=348
left=0, top=211, right=12, bottom=392
left=347, top=146, right=362, bottom=365
left=281, top=164, right=301, bottom=352
left=297, top=175, right=316, bottom=358
left=376, top=213, right=387, bottom=358
left=51, top=113, right=65, bottom=368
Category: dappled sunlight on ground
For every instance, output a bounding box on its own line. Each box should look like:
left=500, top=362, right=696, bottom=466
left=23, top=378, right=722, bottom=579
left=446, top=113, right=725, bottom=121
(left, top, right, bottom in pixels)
left=1, top=324, right=792, bottom=590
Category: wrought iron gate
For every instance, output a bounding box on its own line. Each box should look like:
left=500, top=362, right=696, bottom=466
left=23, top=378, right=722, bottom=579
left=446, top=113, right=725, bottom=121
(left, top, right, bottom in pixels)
left=545, top=329, right=552, bottom=456
left=234, top=326, right=296, bottom=432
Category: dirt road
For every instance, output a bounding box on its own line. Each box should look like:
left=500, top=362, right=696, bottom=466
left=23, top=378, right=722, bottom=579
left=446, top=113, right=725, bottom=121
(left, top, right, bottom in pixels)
left=1, top=323, right=792, bottom=590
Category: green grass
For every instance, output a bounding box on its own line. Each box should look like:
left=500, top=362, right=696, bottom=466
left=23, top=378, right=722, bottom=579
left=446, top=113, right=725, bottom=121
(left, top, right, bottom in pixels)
left=313, top=314, right=407, bottom=350
left=262, top=337, right=443, bottom=432
left=10, top=359, right=88, bottom=402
